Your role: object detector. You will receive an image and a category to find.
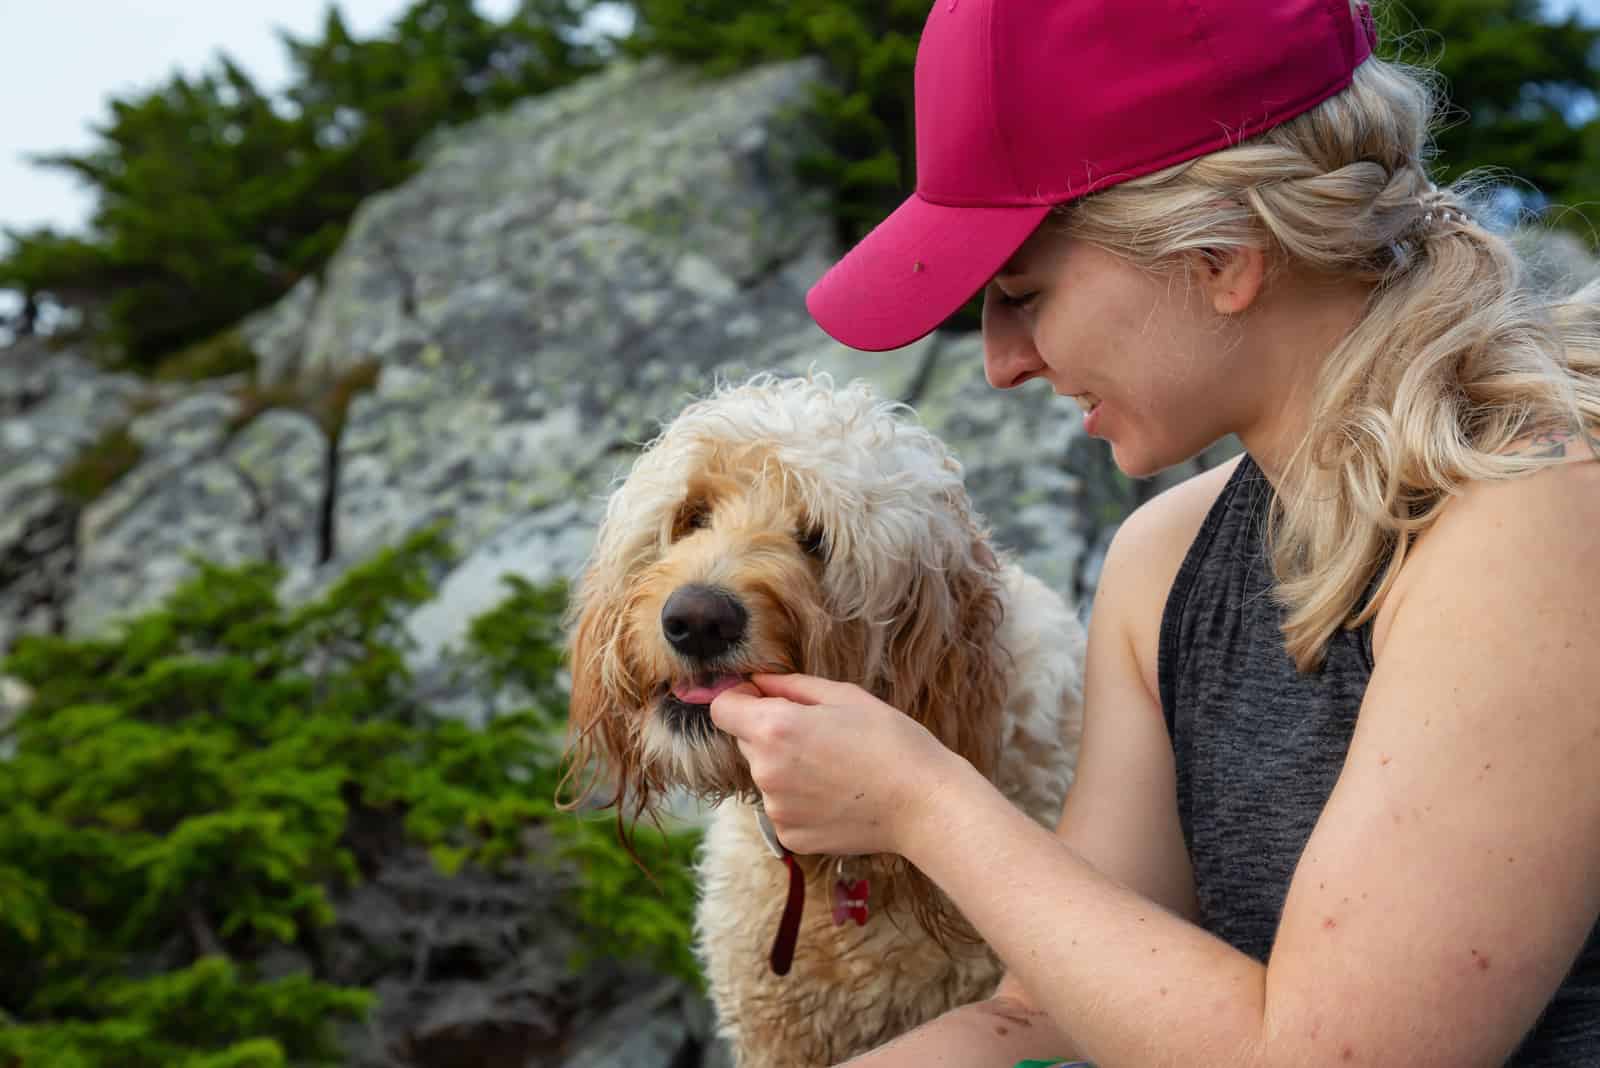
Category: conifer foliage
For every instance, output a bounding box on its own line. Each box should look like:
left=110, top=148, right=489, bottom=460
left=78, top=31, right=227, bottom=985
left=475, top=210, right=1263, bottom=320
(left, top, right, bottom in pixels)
left=1381, top=0, right=1600, bottom=218
left=0, top=528, right=700, bottom=1066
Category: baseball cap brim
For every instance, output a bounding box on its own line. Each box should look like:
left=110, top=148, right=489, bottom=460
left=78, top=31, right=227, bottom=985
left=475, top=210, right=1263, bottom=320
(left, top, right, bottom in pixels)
left=806, top=193, right=1052, bottom=353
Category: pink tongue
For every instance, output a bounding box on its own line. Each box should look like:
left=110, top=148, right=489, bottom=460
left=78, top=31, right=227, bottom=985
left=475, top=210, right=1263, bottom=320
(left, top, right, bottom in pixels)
left=672, top=675, right=747, bottom=705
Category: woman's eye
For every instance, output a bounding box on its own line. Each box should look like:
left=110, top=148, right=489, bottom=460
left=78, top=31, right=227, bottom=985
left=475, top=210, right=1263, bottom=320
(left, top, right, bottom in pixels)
left=997, top=289, right=1039, bottom=309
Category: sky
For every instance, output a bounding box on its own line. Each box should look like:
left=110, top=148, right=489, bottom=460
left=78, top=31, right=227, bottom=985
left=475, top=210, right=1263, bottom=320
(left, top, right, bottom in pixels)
left=0, top=0, right=1597, bottom=244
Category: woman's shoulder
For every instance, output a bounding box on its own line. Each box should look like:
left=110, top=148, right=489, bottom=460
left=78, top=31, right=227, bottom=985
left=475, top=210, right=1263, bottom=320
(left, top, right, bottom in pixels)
left=1106, top=452, right=1246, bottom=569
left=1425, top=426, right=1597, bottom=541
left=1094, top=453, right=1248, bottom=685
left=1377, top=428, right=1600, bottom=656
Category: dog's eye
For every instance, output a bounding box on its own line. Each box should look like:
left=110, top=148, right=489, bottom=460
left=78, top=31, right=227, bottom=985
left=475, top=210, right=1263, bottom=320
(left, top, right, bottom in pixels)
left=672, top=499, right=712, bottom=540
left=797, top=526, right=826, bottom=561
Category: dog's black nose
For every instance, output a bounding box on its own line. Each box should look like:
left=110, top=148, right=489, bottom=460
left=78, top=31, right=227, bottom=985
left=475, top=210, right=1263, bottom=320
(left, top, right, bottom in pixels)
left=661, top=584, right=747, bottom=660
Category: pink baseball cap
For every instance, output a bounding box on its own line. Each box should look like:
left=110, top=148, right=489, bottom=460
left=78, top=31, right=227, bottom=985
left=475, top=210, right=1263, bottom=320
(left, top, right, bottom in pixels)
left=806, top=0, right=1377, bottom=352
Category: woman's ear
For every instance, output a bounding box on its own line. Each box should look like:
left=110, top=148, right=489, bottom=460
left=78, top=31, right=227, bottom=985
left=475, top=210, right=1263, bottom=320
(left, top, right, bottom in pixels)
left=1199, top=245, right=1268, bottom=315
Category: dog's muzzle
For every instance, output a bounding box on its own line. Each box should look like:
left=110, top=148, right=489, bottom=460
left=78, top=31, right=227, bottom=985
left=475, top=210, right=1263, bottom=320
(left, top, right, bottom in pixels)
left=659, top=584, right=751, bottom=738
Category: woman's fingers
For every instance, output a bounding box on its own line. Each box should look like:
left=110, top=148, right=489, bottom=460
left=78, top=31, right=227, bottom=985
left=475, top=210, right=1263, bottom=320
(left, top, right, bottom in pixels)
left=708, top=686, right=772, bottom=737
left=750, top=672, right=859, bottom=705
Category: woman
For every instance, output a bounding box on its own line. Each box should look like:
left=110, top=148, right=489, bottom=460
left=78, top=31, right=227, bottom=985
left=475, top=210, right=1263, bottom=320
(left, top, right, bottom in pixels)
left=709, top=0, right=1600, bottom=1064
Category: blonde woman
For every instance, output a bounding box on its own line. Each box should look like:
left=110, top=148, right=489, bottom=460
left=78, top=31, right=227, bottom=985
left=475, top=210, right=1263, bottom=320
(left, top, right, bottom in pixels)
left=710, top=0, right=1600, bottom=1064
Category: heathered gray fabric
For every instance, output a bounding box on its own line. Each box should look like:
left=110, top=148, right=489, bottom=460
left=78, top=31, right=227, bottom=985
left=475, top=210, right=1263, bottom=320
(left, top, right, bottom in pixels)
left=1158, top=453, right=1600, bottom=1065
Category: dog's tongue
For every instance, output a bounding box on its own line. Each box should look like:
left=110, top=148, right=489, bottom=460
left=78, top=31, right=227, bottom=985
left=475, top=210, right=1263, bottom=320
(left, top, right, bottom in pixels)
left=672, top=674, right=747, bottom=705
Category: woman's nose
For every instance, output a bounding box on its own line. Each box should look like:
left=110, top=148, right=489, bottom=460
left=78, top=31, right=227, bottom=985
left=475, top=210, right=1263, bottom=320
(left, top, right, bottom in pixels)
left=981, top=289, right=1047, bottom=390
left=983, top=332, right=1045, bottom=390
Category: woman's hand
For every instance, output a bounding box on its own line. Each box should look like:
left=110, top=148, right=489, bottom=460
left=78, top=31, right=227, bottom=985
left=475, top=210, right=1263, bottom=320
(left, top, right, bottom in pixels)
left=709, top=673, right=970, bottom=857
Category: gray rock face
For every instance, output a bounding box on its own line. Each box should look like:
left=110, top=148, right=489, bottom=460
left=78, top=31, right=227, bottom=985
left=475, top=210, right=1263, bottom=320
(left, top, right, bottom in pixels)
left=319, top=58, right=842, bottom=584
left=241, top=276, right=319, bottom=385
left=0, top=342, right=144, bottom=648
left=68, top=396, right=329, bottom=636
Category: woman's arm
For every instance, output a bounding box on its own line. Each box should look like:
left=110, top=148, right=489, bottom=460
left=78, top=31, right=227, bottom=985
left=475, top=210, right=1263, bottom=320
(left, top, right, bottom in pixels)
left=836, top=975, right=1082, bottom=1068
left=836, top=463, right=1238, bottom=1066
left=896, top=459, right=1600, bottom=1067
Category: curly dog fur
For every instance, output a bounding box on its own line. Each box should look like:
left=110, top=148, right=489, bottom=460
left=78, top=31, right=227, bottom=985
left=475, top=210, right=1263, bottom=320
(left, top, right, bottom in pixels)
left=564, top=374, right=1085, bottom=1067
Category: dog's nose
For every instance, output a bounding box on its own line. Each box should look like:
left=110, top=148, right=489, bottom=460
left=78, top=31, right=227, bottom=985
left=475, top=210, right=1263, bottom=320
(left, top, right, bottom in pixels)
left=661, top=584, right=748, bottom=660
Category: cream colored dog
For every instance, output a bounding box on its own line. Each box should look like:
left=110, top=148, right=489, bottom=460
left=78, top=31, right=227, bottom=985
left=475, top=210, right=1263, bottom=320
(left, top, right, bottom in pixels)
left=564, top=374, right=1085, bottom=1067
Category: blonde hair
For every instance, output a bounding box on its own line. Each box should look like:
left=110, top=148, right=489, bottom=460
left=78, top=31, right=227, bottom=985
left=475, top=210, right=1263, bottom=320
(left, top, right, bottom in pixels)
left=1057, top=21, right=1600, bottom=670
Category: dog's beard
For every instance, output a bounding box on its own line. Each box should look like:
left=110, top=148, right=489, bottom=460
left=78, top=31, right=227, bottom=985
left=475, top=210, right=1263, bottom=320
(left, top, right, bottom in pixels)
left=639, top=698, right=757, bottom=802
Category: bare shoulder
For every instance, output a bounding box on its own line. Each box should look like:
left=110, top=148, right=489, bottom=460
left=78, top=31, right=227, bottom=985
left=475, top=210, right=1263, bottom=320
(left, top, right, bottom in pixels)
left=1101, top=456, right=1243, bottom=605
left=1371, top=430, right=1598, bottom=654
left=1096, top=453, right=1245, bottom=687
left=1102, top=454, right=1244, bottom=577
left=1413, top=435, right=1599, bottom=566
left=1378, top=437, right=1600, bottom=651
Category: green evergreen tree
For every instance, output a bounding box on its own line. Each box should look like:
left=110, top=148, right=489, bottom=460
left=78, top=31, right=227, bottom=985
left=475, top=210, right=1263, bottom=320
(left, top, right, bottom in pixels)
left=0, top=0, right=604, bottom=369
left=7, top=59, right=322, bottom=364
left=1385, top=0, right=1600, bottom=221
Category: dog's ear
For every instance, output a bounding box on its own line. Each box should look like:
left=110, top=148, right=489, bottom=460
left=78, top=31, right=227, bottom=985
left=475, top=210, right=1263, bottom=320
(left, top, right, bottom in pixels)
left=559, top=572, right=653, bottom=819
left=881, top=535, right=1005, bottom=783
left=877, top=530, right=1006, bottom=945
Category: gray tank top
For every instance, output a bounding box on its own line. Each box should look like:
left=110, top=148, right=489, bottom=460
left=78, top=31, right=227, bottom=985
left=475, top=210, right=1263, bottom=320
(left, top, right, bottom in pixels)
left=1159, top=453, right=1600, bottom=1064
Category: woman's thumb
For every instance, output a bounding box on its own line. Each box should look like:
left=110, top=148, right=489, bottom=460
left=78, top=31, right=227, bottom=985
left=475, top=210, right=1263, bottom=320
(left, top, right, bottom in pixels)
left=750, top=672, right=852, bottom=706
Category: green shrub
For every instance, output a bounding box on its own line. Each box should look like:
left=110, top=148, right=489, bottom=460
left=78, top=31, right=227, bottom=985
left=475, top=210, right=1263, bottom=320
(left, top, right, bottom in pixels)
left=553, top=814, right=704, bottom=987
left=0, top=524, right=703, bottom=1064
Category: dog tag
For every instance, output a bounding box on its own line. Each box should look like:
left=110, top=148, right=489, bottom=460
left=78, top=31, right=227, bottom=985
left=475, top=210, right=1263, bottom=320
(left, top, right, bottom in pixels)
left=831, top=877, right=870, bottom=927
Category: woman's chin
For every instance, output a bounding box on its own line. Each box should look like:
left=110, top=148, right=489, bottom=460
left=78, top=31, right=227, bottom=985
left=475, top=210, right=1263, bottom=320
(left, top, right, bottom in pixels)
left=1108, top=441, right=1159, bottom=480
left=1109, top=439, right=1192, bottom=481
